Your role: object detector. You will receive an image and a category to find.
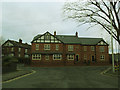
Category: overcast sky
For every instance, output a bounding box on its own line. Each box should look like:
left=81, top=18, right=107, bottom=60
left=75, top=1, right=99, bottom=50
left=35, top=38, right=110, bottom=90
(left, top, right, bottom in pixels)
left=1, top=0, right=119, bottom=53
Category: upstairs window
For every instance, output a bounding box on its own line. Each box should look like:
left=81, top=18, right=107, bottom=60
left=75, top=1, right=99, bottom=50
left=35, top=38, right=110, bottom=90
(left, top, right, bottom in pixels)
left=68, top=45, right=73, bottom=51
left=99, top=46, right=104, bottom=52
left=56, top=44, right=59, bottom=50
left=36, top=44, right=39, bottom=50
left=25, top=49, right=28, bottom=53
left=91, top=46, right=95, bottom=51
left=18, top=48, right=21, bottom=52
left=84, top=46, right=87, bottom=51
left=45, top=35, right=50, bottom=40
left=84, top=54, right=87, bottom=60
left=11, top=47, right=14, bottom=52
left=100, top=55, right=105, bottom=60
left=44, top=44, right=50, bottom=50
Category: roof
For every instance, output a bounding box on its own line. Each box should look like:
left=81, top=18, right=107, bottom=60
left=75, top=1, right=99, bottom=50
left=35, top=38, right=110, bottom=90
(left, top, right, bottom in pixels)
left=32, top=32, right=108, bottom=45
left=32, top=51, right=62, bottom=54
left=3, top=40, right=31, bottom=48
left=56, top=35, right=104, bottom=45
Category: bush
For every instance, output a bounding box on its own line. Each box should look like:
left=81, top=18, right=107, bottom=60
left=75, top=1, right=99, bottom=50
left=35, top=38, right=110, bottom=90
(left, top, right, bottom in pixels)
left=2, top=56, right=18, bottom=73
left=2, top=56, right=18, bottom=66
left=17, top=57, right=31, bottom=65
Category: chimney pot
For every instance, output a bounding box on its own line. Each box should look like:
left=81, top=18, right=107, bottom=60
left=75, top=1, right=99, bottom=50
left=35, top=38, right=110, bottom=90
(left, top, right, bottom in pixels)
left=54, top=31, right=56, bottom=36
left=76, top=32, right=78, bottom=37
left=19, top=39, right=22, bottom=43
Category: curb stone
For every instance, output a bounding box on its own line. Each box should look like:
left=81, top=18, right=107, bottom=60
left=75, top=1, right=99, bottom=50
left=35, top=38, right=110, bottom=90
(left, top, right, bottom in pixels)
left=2, top=70, right=36, bottom=83
left=101, top=67, right=120, bottom=77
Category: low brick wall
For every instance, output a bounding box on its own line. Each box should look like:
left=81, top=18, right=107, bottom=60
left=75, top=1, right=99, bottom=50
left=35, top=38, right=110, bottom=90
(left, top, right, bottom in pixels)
left=2, top=63, right=17, bottom=74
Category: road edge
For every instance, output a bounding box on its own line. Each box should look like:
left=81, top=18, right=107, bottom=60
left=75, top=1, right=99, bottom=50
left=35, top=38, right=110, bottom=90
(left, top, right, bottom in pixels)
left=100, top=67, right=119, bottom=77
left=2, top=70, right=36, bottom=83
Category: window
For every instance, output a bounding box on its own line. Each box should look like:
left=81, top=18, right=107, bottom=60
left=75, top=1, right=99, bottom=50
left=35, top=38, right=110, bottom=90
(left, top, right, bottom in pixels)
left=36, top=44, right=39, bottom=50
left=84, top=46, right=87, bottom=51
left=7, top=48, right=9, bottom=52
left=99, top=46, right=104, bottom=52
left=45, top=55, right=49, bottom=60
left=44, top=44, right=50, bottom=50
left=56, top=44, right=59, bottom=50
left=53, top=54, right=62, bottom=60
left=84, top=54, right=87, bottom=60
left=25, top=49, right=28, bottom=53
left=25, top=54, right=29, bottom=58
left=9, top=53, right=14, bottom=56
left=32, top=54, right=41, bottom=60
left=67, top=54, right=74, bottom=60
left=68, top=45, right=73, bottom=51
left=45, top=35, right=50, bottom=40
left=91, top=46, right=95, bottom=51
left=18, top=54, right=21, bottom=57
left=11, top=48, right=14, bottom=52
left=18, top=48, right=21, bottom=52
left=100, top=55, right=105, bottom=60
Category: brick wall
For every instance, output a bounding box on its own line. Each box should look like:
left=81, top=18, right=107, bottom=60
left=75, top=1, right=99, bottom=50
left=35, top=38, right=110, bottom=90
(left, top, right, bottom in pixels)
left=31, top=43, right=109, bottom=66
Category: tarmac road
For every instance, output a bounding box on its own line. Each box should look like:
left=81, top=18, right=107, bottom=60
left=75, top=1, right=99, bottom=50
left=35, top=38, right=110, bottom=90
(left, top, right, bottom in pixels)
left=2, top=66, right=118, bottom=88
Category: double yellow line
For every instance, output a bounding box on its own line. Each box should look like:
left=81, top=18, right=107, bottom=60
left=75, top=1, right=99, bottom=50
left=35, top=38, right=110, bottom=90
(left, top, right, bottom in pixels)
left=2, top=70, right=36, bottom=83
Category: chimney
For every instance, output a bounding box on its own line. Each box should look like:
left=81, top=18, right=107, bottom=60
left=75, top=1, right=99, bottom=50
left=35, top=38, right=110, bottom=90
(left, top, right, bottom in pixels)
left=19, top=39, right=22, bottom=43
left=76, top=32, right=78, bottom=37
left=54, top=31, right=56, bottom=36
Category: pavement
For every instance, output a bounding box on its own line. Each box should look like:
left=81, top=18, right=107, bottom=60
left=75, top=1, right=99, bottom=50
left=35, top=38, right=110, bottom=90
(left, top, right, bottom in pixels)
left=102, top=67, right=120, bottom=77
left=2, top=64, right=34, bottom=83
left=2, top=69, right=34, bottom=83
left=2, top=66, right=119, bottom=88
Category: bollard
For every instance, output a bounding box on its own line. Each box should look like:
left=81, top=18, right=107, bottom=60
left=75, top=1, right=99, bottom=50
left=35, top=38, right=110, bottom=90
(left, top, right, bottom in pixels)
left=117, top=65, right=119, bottom=71
left=115, top=65, right=117, bottom=72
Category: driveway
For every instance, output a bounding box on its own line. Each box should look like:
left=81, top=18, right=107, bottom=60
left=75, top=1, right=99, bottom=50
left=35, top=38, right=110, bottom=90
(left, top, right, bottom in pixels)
left=2, top=66, right=118, bottom=88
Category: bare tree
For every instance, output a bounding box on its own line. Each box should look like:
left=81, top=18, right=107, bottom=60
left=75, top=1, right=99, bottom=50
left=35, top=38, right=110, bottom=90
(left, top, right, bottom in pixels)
left=0, top=36, right=5, bottom=46
left=63, top=0, right=120, bottom=44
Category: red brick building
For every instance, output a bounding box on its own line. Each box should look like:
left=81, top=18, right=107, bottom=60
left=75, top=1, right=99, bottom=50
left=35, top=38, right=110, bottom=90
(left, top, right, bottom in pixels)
left=31, top=31, right=109, bottom=66
left=2, top=39, right=31, bottom=58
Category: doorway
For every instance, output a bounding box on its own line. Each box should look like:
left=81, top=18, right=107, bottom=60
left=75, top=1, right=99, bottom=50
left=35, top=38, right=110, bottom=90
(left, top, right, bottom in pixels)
left=92, top=56, right=95, bottom=62
left=76, top=55, right=79, bottom=61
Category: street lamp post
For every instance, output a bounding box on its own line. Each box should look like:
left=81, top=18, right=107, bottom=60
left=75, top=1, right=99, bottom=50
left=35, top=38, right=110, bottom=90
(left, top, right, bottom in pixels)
left=110, top=3, right=115, bottom=73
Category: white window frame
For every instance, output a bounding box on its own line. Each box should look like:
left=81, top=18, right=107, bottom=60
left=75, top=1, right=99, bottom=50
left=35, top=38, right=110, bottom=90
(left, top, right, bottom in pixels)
left=84, top=46, right=87, bottom=51
left=18, top=48, right=21, bottom=52
left=32, top=54, right=41, bottom=60
left=100, top=55, right=105, bottom=61
left=56, top=44, right=59, bottom=50
left=53, top=54, right=62, bottom=60
left=99, top=46, right=104, bottom=52
left=25, top=49, right=28, bottom=53
left=9, top=53, right=14, bottom=56
left=18, top=54, right=21, bottom=57
left=11, top=47, right=14, bottom=52
left=36, top=44, right=39, bottom=50
left=44, top=44, right=50, bottom=50
left=84, top=54, right=87, bottom=60
left=25, top=54, right=29, bottom=58
left=45, top=55, right=49, bottom=60
left=68, top=45, right=73, bottom=51
left=91, top=46, right=95, bottom=51
left=67, top=54, right=74, bottom=60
